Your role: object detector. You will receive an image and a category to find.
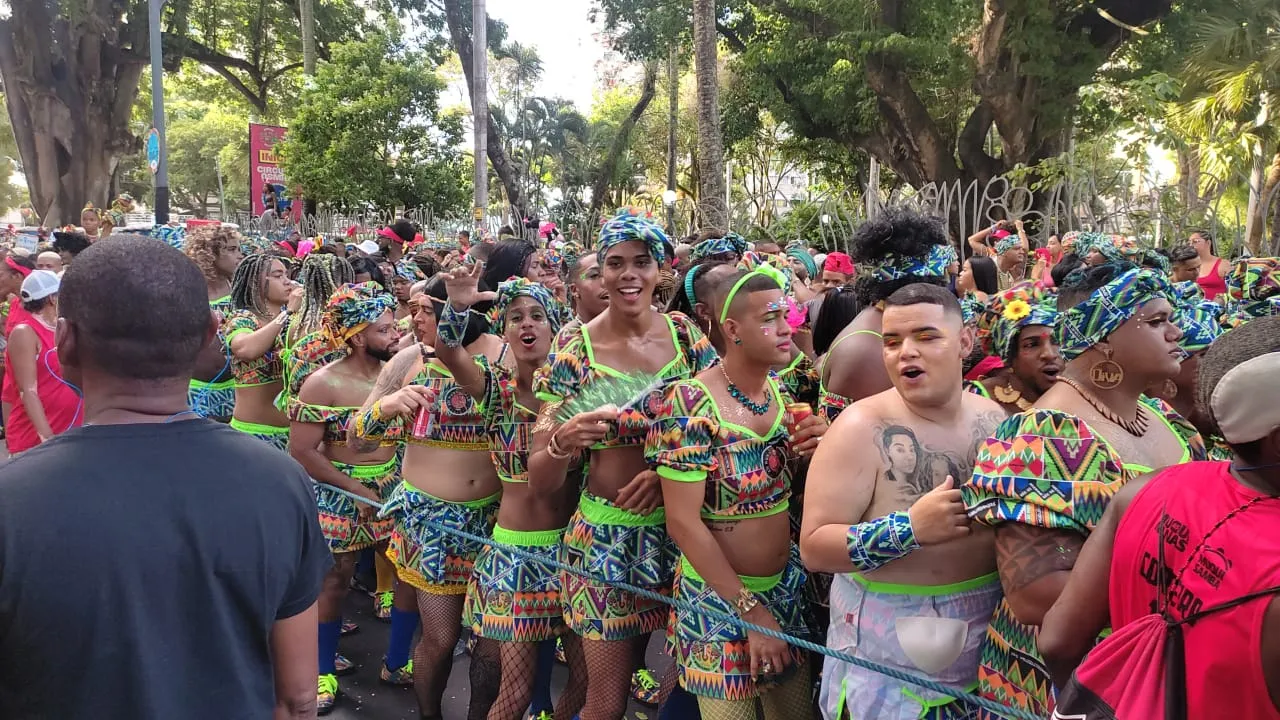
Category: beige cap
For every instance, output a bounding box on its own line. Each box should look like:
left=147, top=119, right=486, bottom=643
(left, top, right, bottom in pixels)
left=1210, top=352, right=1280, bottom=444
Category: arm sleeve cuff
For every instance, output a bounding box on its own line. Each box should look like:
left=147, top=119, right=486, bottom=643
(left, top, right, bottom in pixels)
left=657, top=466, right=708, bottom=483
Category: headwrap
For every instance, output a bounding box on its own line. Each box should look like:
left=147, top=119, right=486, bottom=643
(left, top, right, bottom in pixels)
left=720, top=255, right=789, bottom=323
left=823, top=251, right=855, bottom=276
left=557, top=241, right=586, bottom=280
left=1224, top=257, right=1280, bottom=328
left=992, top=230, right=1020, bottom=255
left=1056, top=267, right=1175, bottom=361
left=424, top=237, right=459, bottom=252
left=785, top=243, right=818, bottom=279
left=690, top=232, right=748, bottom=263
left=1170, top=281, right=1223, bottom=354
left=486, top=277, right=566, bottom=335
left=392, top=259, right=421, bottom=282
left=959, top=293, right=986, bottom=327
left=146, top=224, right=187, bottom=250
left=979, top=282, right=1058, bottom=359
left=864, top=243, right=957, bottom=283
left=597, top=207, right=668, bottom=265
left=1141, top=248, right=1171, bottom=274
left=323, top=282, right=397, bottom=343
left=1060, top=230, right=1081, bottom=253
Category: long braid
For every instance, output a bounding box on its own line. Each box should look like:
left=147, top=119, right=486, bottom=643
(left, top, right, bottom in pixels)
left=293, top=254, right=354, bottom=341
left=230, top=254, right=277, bottom=316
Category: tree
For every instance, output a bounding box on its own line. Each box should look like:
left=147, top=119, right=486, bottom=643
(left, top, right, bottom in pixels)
left=589, top=63, right=659, bottom=222
left=692, top=0, right=726, bottom=229
left=0, top=92, right=27, bottom=217
left=277, top=34, right=470, bottom=214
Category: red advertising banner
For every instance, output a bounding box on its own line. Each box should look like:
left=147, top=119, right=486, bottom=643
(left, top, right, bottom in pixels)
left=249, top=123, right=300, bottom=220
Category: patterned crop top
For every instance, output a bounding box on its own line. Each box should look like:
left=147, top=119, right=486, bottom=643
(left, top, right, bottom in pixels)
left=534, top=311, right=718, bottom=450
left=646, top=378, right=793, bottom=520
left=473, top=356, right=538, bottom=483
left=288, top=400, right=395, bottom=448
left=221, top=309, right=284, bottom=387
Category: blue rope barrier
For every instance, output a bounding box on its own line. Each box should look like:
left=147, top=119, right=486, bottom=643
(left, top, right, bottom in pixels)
left=318, top=480, right=1040, bottom=720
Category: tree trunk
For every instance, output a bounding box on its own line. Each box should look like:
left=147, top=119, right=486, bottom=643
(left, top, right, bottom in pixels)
left=300, top=0, right=317, bottom=75
left=693, top=0, right=727, bottom=231
left=442, top=0, right=528, bottom=223
left=588, top=62, right=658, bottom=226
left=0, top=2, right=145, bottom=227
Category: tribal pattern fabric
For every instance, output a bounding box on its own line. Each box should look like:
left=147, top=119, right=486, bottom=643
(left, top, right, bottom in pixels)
left=1224, top=257, right=1280, bottom=327
left=961, top=396, right=1204, bottom=717
left=864, top=243, right=956, bottom=283
left=1170, top=280, right=1223, bottom=354
left=646, top=378, right=793, bottom=520
left=474, top=355, right=538, bottom=483
left=818, top=388, right=854, bottom=425
left=405, top=361, right=489, bottom=450
left=690, top=233, right=748, bottom=264
left=221, top=310, right=284, bottom=386
left=671, top=550, right=810, bottom=701
left=464, top=530, right=565, bottom=642
left=188, top=380, right=235, bottom=421
left=777, top=353, right=820, bottom=408
left=978, top=282, right=1058, bottom=359
left=558, top=496, right=676, bottom=641
left=288, top=400, right=394, bottom=448
left=229, top=420, right=290, bottom=451
left=1056, top=267, right=1175, bottom=361
left=381, top=482, right=499, bottom=595
left=597, top=207, right=669, bottom=264
left=485, top=277, right=565, bottom=336
left=964, top=379, right=993, bottom=400
left=316, top=457, right=399, bottom=553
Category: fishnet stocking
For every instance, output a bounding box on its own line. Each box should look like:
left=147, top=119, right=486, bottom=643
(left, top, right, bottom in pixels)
left=577, top=635, right=648, bottom=720
left=693, top=667, right=816, bottom=720
left=555, top=632, right=588, bottom=719
left=468, top=637, right=501, bottom=720
left=412, top=591, right=465, bottom=718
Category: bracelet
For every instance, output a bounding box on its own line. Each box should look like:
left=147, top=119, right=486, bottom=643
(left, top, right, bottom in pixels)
left=731, top=587, right=759, bottom=617
left=546, top=431, right=573, bottom=460
left=846, top=510, right=922, bottom=573
left=437, top=302, right=471, bottom=348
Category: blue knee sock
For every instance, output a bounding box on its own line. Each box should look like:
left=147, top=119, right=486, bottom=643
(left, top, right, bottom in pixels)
left=528, top=638, right=555, bottom=713
left=659, top=685, right=701, bottom=720
left=318, top=620, right=342, bottom=676
left=384, top=607, right=419, bottom=671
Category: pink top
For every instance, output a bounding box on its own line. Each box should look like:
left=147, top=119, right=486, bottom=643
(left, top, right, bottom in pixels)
left=1109, top=462, right=1280, bottom=720
left=1197, top=257, right=1228, bottom=300
left=4, top=317, right=82, bottom=454
left=2, top=301, right=33, bottom=405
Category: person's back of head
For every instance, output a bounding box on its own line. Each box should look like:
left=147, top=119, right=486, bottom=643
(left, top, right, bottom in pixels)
left=1196, top=316, right=1280, bottom=458
left=59, top=235, right=210, bottom=383
left=849, top=208, right=950, bottom=306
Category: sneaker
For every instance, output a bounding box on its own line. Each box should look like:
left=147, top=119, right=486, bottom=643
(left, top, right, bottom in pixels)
left=526, top=711, right=554, bottom=720
left=380, top=659, right=414, bottom=685
left=335, top=654, right=357, bottom=677
left=554, top=636, right=566, bottom=665
left=317, top=674, right=339, bottom=715
left=631, top=668, right=659, bottom=706
left=375, top=590, right=394, bottom=621
left=464, top=631, right=477, bottom=655
left=340, top=619, right=359, bottom=636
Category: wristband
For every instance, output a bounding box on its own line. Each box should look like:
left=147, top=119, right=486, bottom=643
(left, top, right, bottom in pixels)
left=846, top=511, right=921, bottom=572
left=437, top=302, right=470, bottom=348
left=546, top=431, right=573, bottom=460
left=352, top=399, right=401, bottom=442
left=730, top=587, right=759, bottom=617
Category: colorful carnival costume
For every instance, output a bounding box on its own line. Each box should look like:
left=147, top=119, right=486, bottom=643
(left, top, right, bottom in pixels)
left=534, top=311, right=717, bottom=640
left=221, top=309, right=290, bottom=449
left=357, top=350, right=501, bottom=594
left=646, top=377, right=810, bottom=701
left=1224, top=257, right=1280, bottom=327
left=188, top=294, right=236, bottom=421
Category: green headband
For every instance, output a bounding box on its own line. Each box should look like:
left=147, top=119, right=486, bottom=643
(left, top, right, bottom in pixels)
left=718, top=263, right=789, bottom=324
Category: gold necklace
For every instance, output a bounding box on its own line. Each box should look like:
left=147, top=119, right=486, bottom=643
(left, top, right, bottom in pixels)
left=993, top=382, right=1033, bottom=411
left=1056, top=375, right=1150, bottom=437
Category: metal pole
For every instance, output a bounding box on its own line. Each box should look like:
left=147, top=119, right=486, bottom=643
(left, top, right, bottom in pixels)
left=666, top=45, right=678, bottom=235
left=725, top=159, right=731, bottom=233
left=216, top=154, right=225, bottom=219
left=472, top=0, right=488, bottom=235
left=866, top=156, right=879, bottom=220
left=148, top=0, right=169, bottom=224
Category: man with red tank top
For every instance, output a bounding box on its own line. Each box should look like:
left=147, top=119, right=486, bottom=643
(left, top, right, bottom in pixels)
left=1039, top=315, right=1280, bottom=719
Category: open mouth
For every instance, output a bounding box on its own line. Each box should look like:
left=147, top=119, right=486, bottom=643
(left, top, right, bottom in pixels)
left=1041, top=366, right=1061, bottom=378
left=616, top=288, right=642, bottom=301
left=900, top=366, right=925, bottom=380
left=519, top=332, right=538, bottom=348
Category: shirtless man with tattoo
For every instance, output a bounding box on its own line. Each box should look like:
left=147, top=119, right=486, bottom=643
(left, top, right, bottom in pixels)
left=800, top=283, right=1006, bottom=720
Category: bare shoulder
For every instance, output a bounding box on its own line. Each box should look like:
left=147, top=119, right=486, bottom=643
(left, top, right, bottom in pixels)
left=297, top=364, right=337, bottom=406
left=963, top=392, right=1007, bottom=437
left=830, top=390, right=895, bottom=443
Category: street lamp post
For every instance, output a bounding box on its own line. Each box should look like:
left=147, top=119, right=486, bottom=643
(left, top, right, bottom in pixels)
left=662, top=189, right=677, bottom=236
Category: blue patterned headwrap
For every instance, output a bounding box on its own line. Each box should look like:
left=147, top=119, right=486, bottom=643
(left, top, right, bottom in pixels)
left=1170, top=281, right=1223, bottom=355
left=486, top=277, right=566, bottom=336
left=864, top=243, right=957, bottom=283
left=597, top=208, right=668, bottom=265
left=1224, top=257, right=1280, bottom=328
left=785, top=243, right=818, bottom=278
left=690, top=232, right=748, bottom=264
left=979, top=282, right=1058, bottom=359
left=1056, top=267, right=1175, bottom=361
left=993, top=235, right=1021, bottom=255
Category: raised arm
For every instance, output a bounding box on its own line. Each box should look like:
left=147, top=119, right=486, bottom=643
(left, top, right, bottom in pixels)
left=431, top=263, right=496, bottom=400
left=967, top=225, right=995, bottom=256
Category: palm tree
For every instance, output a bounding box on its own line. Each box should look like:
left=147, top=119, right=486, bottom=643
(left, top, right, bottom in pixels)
left=1175, top=0, right=1280, bottom=251
left=693, top=0, right=727, bottom=230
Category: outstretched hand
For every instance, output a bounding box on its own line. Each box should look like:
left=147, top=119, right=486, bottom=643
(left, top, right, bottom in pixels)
left=441, top=262, right=497, bottom=308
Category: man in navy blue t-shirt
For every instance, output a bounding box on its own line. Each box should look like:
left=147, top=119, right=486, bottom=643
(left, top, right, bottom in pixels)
left=0, top=236, right=331, bottom=719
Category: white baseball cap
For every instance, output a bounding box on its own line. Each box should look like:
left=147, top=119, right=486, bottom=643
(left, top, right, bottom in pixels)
left=20, top=269, right=60, bottom=302
left=356, top=240, right=380, bottom=255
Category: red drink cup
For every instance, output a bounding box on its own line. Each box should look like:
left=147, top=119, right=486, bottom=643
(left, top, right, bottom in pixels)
left=411, top=405, right=434, bottom=439
left=785, top=402, right=812, bottom=434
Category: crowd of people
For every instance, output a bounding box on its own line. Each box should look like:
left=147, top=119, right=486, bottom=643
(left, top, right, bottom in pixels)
left=0, top=205, right=1276, bottom=720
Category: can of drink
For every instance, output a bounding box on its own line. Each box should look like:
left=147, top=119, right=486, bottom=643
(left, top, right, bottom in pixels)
left=411, top=405, right=434, bottom=439
left=786, top=402, right=812, bottom=430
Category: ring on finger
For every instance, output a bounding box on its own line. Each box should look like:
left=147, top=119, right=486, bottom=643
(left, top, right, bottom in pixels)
left=761, top=661, right=775, bottom=674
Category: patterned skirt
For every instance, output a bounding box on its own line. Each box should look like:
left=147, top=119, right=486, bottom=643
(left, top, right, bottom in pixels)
left=671, top=547, right=810, bottom=701
left=559, top=492, right=676, bottom=641
left=465, top=525, right=566, bottom=643
left=381, top=481, right=500, bottom=595
left=229, top=418, right=289, bottom=451
left=189, top=378, right=235, bottom=421
left=316, top=457, right=400, bottom=554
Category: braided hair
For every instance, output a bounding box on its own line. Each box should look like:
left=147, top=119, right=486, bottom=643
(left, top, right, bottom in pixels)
left=293, top=253, right=355, bottom=342
left=230, top=254, right=280, bottom=315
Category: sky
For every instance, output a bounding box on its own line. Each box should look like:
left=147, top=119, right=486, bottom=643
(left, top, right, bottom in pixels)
left=484, top=0, right=608, bottom=111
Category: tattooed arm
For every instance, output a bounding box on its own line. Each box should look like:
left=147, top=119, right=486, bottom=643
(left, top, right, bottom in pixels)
left=994, top=523, right=1086, bottom=627
left=346, top=344, right=426, bottom=453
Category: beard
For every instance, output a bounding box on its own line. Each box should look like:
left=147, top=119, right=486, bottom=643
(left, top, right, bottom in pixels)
left=366, top=344, right=396, bottom=362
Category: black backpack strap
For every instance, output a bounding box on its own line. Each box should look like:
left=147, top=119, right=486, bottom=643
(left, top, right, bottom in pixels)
left=1172, top=584, right=1280, bottom=627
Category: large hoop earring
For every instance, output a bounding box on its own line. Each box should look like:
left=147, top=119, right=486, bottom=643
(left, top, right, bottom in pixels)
left=1089, top=347, right=1124, bottom=390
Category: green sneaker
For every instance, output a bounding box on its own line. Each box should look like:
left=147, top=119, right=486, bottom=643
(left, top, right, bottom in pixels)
left=317, top=674, right=339, bottom=715
left=631, top=668, right=659, bottom=706
left=380, top=659, right=414, bottom=685
left=526, top=711, right=554, bottom=720
left=375, top=590, right=393, bottom=621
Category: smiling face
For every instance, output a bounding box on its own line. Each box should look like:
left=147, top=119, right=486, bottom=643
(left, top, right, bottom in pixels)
left=601, top=240, right=658, bottom=314
left=503, top=296, right=554, bottom=366
left=881, top=301, right=971, bottom=408
left=1010, top=324, right=1063, bottom=395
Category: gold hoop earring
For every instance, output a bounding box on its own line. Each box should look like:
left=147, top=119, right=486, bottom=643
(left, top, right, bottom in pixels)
left=1089, top=347, right=1124, bottom=390
left=1161, top=379, right=1178, bottom=399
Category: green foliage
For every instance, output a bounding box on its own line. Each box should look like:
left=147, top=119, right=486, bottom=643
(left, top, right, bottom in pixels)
left=0, top=94, right=26, bottom=216
left=556, top=372, right=663, bottom=423
left=278, top=33, right=470, bottom=214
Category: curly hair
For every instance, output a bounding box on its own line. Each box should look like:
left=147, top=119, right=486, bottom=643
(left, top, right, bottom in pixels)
left=848, top=208, right=950, bottom=306
left=185, top=225, right=243, bottom=283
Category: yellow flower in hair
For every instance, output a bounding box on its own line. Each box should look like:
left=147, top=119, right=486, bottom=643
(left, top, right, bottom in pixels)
left=1003, top=298, right=1032, bottom=322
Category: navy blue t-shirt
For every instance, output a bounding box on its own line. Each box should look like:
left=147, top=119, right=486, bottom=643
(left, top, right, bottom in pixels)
left=0, top=420, right=331, bottom=719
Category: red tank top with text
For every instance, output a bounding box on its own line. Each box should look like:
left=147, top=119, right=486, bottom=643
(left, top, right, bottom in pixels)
left=1109, top=461, right=1280, bottom=720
